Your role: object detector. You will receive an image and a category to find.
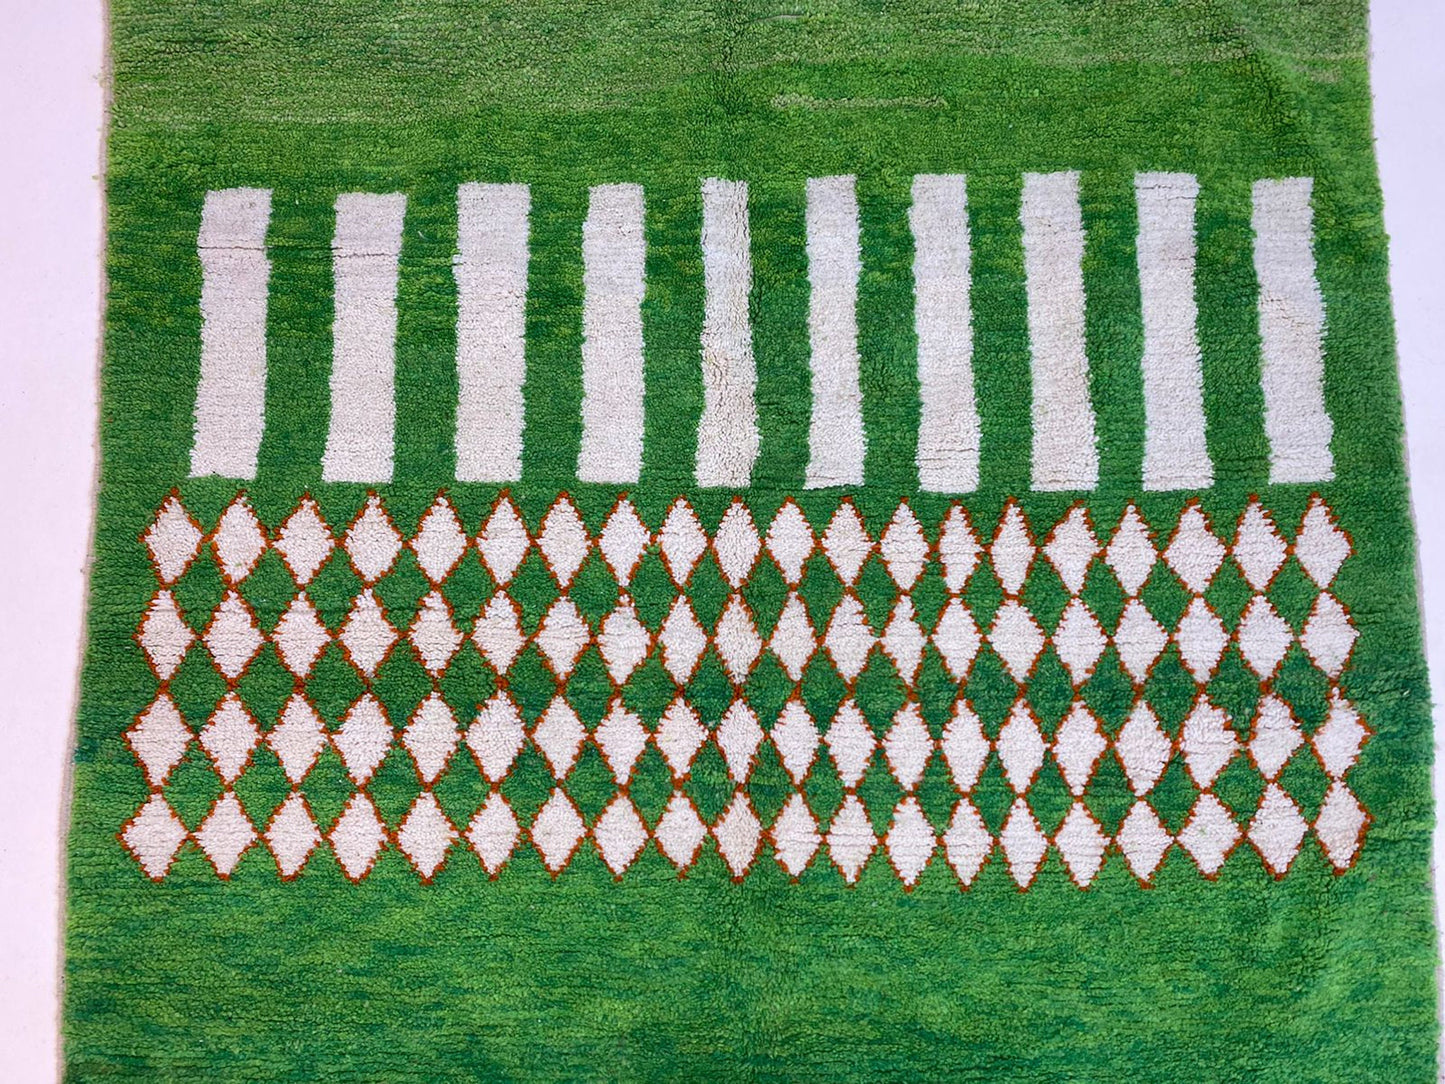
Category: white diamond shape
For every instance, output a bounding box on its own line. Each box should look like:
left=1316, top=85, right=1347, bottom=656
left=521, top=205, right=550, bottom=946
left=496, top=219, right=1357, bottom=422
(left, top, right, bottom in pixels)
left=598, top=498, right=650, bottom=586
left=1178, top=793, right=1240, bottom=876
left=593, top=796, right=648, bottom=875
left=825, top=701, right=876, bottom=789
left=827, top=794, right=876, bottom=884
left=268, top=694, right=326, bottom=785
left=988, top=599, right=1044, bottom=681
left=766, top=500, right=815, bottom=586
left=713, top=792, right=762, bottom=878
left=885, top=796, right=935, bottom=887
left=1164, top=503, right=1224, bottom=594
left=942, top=799, right=992, bottom=886
left=1294, top=497, right=1350, bottom=589
left=535, top=597, right=590, bottom=678
left=1312, top=691, right=1368, bottom=779
left=938, top=506, right=981, bottom=591
left=529, top=789, right=585, bottom=873
left=821, top=502, right=873, bottom=586
left=883, top=704, right=932, bottom=792
left=1248, top=784, right=1307, bottom=876
left=409, top=590, right=462, bottom=676
left=714, top=595, right=762, bottom=684
left=466, top=692, right=526, bottom=784
left=656, top=697, right=708, bottom=778
left=203, top=589, right=263, bottom=680
left=1113, top=598, right=1166, bottom=683
left=403, top=693, right=459, bottom=785
left=1054, top=802, right=1106, bottom=887
left=595, top=702, right=648, bottom=784
left=941, top=702, right=989, bottom=792
left=999, top=798, right=1047, bottom=888
left=1248, top=694, right=1302, bottom=782
left=1116, top=801, right=1171, bottom=882
left=932, top=599, right=981, bottom=680
left=472, top=593, right=524, bottom=675
left=599, top=598, right=650, bottom=684
left=411, top=496, right=467, bottom=584
left=1232, top=501, right=1287, bottom=591
left=658, top=596, right=707, bottom=685
left=996, top=700, right=1046, bottom=793
left=126, top=694, right=191, bottom=787
left=1052, top=598, right=1105, bottom=685
left=1043, top=505, right=1099, bottom=595
left=274, top=497, right=333, bottom=586
left=138, top=591, right=194, bottom=680
left=713, top=501, right=761, bottom=588
left=1115, top=701, right=1171, bottom=795
left=1053, top=701, right=1106, bottom=796
left=397, top=791, right=457, bottom=880
left=537, top=496, right=590, bottom=588
left=329, top=793, right=387, bottom=881
left=769, top=593, right=817, bottom=681
left=122, top=795, right=187, bottom=880
left=198, top=693, right=260, bottom=784
left=1237, top=595, right=1293, bottom=679
left=533, top=696, right=586, bottom=779
left=771, top=793, right=821, bottom=877
left=265, top=792, right=321, bottom=878
left=333, top=694, right=393, bottom=785
left=1315, top=782, right=1367, bottom=870
left=717, top=700, right=764, bottom=782
left=343, top=496, right=403, bottom=584
left=823, top=594, right=874, bottom=681
left=1300, top=593, right=1356, bottom=678
left=467, top=793, right=520, bottom=875
left=212, top=496, right=267, bottom=583
left=881, top=597, right=925, bottom=685
left=880, top=504, right=928, bottom=590
left=990, top=501, right=1035, bottom=596
left=654, top=791, right=708, bottom=870
left=273, top=593, right=330, bottom=677
left=477, top=497, right=531, bottom=585
left=144, top=495, right=202, bottom=584
left=771, top=701, right=819, bottom=786
left=1105, top=505, right=1156, bottom=597
left=659, top=499, right=707, bottom=585
left=1174, top=597, right=1227, bottom=682
left=1180, top=695, right=1238, bottom=789
left=338, top=588, right=397, bottom=678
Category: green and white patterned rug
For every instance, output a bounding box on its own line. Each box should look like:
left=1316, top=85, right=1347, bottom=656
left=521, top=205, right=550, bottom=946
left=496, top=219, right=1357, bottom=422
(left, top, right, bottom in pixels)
left=66, top=1, right=1437, bottom=1078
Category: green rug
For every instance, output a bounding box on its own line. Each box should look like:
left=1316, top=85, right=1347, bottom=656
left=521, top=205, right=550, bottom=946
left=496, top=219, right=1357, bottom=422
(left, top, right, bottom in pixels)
left=66, top=1, right=1437, bottom=1079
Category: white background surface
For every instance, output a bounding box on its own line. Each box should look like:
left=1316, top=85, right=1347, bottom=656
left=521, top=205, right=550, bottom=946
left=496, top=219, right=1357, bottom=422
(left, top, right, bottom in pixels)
left=0, top=2, right=1441, bottom=1080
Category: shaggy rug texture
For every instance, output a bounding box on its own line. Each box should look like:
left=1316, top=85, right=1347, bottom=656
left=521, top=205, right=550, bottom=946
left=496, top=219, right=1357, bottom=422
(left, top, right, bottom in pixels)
left=66, top=1, right=1436, bottom=1078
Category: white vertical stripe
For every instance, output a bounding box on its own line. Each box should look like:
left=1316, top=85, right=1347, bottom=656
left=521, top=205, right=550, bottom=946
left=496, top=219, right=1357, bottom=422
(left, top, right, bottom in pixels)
left=1135, top=172, right=1212, bottom=491
left=322, top=192, right=407, bottom=484
left=454, top=183, right=530, bottom=483
left=191, top=188, right=272, bottom=479
left=696, top=178, right=758, bottom=488
left=804, top=175, right=866, bottom=489
left=1253, top=177, right=1334, bottom=484
left=578, top=183, right=647, bottom=484
left=1021, top=171, right=1098, bottom=491
left=911, top=174, right=978, bottom=493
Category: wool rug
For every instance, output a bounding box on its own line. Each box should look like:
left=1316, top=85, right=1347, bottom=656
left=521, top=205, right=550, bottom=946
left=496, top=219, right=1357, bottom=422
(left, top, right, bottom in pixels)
left=66, top=1, right=1437, bottom=1078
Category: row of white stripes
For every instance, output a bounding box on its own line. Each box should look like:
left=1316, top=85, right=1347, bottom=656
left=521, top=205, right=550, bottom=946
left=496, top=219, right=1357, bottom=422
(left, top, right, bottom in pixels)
left=191, top=174, right=1334, bottom=489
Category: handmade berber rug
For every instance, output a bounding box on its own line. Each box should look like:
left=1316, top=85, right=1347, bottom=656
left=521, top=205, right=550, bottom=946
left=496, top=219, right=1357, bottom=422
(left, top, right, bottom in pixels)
left=66, top=1, right=1437, bottom=1078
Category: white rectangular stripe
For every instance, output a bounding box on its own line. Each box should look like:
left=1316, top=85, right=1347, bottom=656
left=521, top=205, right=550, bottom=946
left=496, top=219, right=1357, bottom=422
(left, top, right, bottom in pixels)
left=911, top=173, right=979, bottom=493
left=1253, top=177, right=1334, bottom=484
left=191, top=187, right=272, bottom=479
left=454, top=183, right=530, bottom=483
left=1021, top=171, right=1098, bottom=491
left=696, top=178, right=759, bottom=488
left=322, top=192, right=407, bottom=484
left=1135, top=172, right=1212, bottom=491
left=578, top=183, right=647, bottom=484
left=804, top=175, right=866, bottom=489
